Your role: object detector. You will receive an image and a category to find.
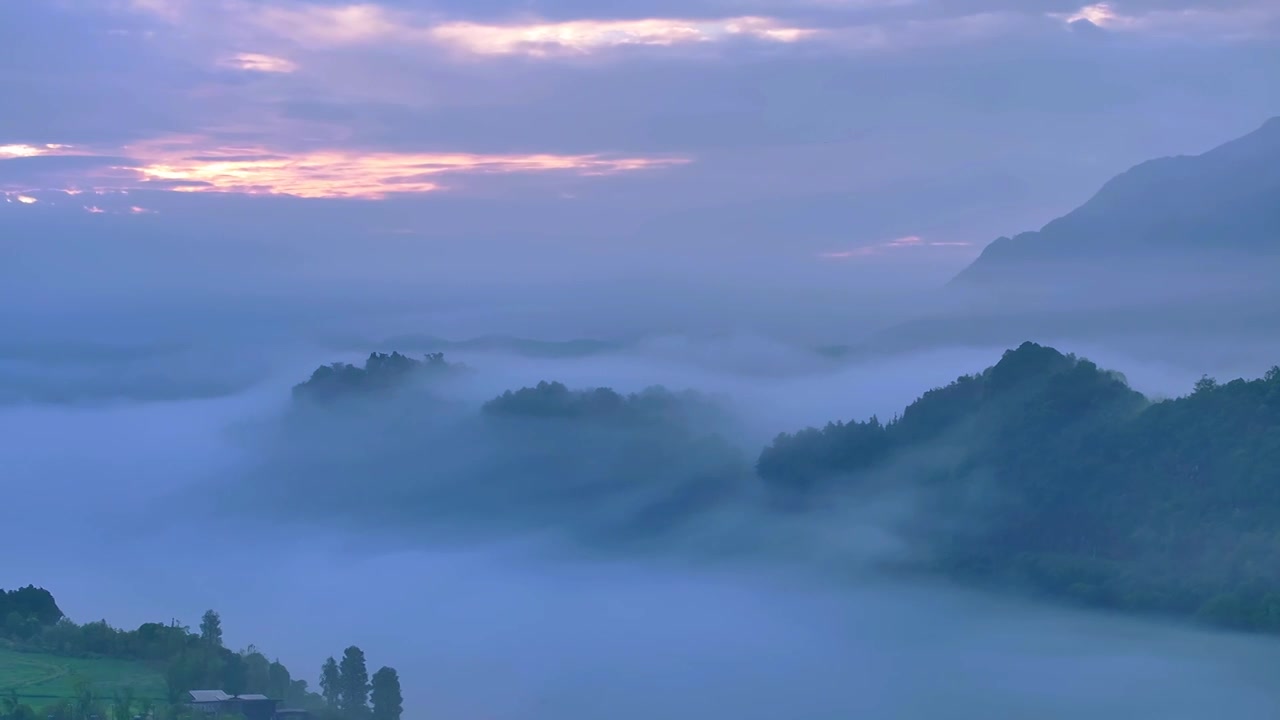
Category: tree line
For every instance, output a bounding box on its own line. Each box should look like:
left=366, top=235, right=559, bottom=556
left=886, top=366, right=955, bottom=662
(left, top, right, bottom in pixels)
left=317, top=647, right=401, bottom=720
left=0, top=594, right=401, bottom=720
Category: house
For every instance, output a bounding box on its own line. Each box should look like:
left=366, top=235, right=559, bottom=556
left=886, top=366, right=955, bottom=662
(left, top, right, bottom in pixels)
left=186, top=690, right=291, bottom=720
left=188, top=690, right=233, bottom=713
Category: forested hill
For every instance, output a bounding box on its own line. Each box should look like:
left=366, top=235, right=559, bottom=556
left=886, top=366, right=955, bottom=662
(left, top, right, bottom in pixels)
left=759, top=342, right=1280, bottom=632
left=0, top=588, right=401, bottom=720
left=292, top=351, right=464, bottom=403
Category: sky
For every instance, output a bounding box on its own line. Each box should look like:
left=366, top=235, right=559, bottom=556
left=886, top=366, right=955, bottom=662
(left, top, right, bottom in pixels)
left=2, top=0, right=1279, bottom=341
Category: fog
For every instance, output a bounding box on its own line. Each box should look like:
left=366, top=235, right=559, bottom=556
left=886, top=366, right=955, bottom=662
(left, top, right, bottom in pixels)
left=5, top=331, right=1280, bottom=718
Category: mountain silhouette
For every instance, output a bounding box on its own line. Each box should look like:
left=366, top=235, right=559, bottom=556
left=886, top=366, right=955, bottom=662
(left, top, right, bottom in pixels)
left=952, top=117, right=1280, bottom=287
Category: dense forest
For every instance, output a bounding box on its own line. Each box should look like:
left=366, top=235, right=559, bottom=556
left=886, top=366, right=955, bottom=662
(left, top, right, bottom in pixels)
left=760, top=342, right=1280, bottom=631
left=0, top=589, right=400, bottom=720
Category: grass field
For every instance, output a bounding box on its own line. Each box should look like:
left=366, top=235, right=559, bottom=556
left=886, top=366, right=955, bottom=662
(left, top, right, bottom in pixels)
left=0, top=647, right=166, bottom=704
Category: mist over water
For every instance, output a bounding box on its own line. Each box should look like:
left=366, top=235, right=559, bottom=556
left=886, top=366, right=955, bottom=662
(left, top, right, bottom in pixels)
left=5, top=335, right=1280, bottom=718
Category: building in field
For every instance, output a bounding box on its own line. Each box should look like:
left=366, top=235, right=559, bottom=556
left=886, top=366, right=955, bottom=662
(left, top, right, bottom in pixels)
left=186, top=690, right=308, bottom=720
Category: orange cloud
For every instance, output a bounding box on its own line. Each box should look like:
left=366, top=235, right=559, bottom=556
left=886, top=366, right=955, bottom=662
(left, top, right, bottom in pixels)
left=116, top=139, right=690, bottom=198
left=219, top=52, right=298, bottom=73
left=2, top=134, right=690, bottom=199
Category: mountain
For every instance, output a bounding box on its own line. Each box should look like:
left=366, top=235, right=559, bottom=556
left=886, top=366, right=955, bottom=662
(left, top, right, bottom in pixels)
left=759, top=342, right=1280, bottom=632
left=952, top=117, right=1280, bottom=287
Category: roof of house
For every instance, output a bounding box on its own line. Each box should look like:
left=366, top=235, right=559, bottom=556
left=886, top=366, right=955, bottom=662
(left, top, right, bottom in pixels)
left=188, top=690, right=232, bottom=703
left=236, top=694, right=271, bottom=701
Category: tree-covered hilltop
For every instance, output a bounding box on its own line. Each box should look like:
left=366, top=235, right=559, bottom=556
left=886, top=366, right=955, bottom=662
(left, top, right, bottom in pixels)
left=249, top=369, right=752, bottom=546
left=482, top=381, right=727, bottom=427
left=475, top=381, right=749, bottom=543
left=1, top=586, right=63, bottom=639
left=292, top=351, right=463, bottom=403
left=0, top=589, right=401, bottom=720
left=758, top=342, right=1280, bottom=631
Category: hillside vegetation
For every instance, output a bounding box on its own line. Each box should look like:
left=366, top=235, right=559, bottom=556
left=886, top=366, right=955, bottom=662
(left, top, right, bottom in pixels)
left=0, top=588, right=401, bottom=720
left=759, top=342, right=1280, bottom=631
left=0, top=647, right=165, bottom=704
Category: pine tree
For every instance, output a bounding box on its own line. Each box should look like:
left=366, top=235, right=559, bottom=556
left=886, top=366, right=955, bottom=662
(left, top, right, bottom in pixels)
left=370, top=667, right=402, bottom=720
left=338, top=646, right=369, bottom=718
left=320, top=657, right=341, bottom=711
left=199, top=610, right=223, bottom=648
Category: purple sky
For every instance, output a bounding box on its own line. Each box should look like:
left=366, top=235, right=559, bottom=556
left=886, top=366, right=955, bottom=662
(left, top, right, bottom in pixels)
left=2, top=0, right=1279, bottom=338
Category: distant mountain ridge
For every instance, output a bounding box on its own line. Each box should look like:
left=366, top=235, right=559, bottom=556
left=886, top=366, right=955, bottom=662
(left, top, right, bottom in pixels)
left=953, top=117, right=1280, bottom=286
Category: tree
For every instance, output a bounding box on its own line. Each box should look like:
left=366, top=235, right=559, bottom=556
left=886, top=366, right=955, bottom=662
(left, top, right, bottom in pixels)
left=337, top=647, right=369, bottom=719
left=267, top=660, right=293, bottom=701
left=199, top=610, right=223, bottom=648
left=369, top=667, right=402, bottom=720
left=243, top=651, right=272, bottom=695
left=319, top=658, right=341, bottom=711
left=222, top=652, right=248, bottom=696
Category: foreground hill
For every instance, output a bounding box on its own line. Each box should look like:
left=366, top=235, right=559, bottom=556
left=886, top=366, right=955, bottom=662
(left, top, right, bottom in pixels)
left=760, top=342, right=1280, bottom=631
left=952, top=116, right=1280, bottom=288
left=0, top=586, right=400, bottom=720
left=0, top=646, right=165, bottom=706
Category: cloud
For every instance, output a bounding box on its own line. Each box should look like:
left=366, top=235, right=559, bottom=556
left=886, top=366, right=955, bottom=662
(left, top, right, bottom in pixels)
left=127, top=1, right=825, bottom=58
left=127, top=141, right=690, bottom=199
left=219, top=52, right=299, bottom=73
left=887, top=235, right=923, bottom=247
left=819, top=247, right=879, bottom=260
left=0, top=135, right=690, bottom=199
left=429, top=17, right=818, bottom=56
left=0, top=144, right=75, bottom=159
left=1048, top=1, right=1280, bottom=37
left=819, top=235, right=972, bottom=261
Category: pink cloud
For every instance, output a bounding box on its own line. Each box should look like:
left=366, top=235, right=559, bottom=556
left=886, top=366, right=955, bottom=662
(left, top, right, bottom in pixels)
left=0, top=135, right=692, bottom=200
left=886, top=235, right=923, bottom=247
left=818, top=234, right=973, bottom=261
left=218, top=52, right=298, bottom=73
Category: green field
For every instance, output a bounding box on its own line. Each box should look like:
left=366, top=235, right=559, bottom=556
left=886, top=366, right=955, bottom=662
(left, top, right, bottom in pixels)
left=0, top=647, right=166, bottom=704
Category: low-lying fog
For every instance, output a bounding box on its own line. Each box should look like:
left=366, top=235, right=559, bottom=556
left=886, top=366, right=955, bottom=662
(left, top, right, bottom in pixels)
left=5, top=334, right=1280, bottom=718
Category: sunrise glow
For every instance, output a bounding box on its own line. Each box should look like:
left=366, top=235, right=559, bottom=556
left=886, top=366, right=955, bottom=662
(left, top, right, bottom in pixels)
left=0, top=144, right=72, bottom=159
left=120, top=142, right=691, bottom=198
